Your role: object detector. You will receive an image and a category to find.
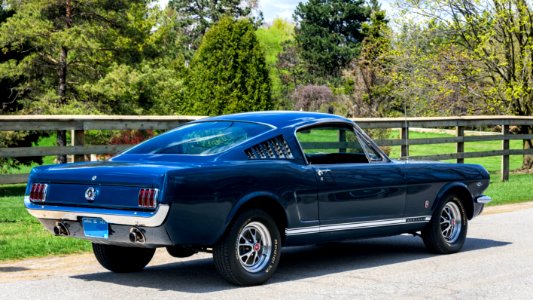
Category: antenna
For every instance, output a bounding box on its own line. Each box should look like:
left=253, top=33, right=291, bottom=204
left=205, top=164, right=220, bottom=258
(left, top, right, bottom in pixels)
left=403, top=95, right=409, bottom=162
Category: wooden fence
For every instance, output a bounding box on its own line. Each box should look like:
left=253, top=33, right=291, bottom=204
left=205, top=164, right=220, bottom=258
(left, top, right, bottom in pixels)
left=1, top=115, right=532, bottom=184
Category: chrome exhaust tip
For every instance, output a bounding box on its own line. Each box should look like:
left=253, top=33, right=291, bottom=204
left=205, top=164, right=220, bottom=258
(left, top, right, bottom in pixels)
left=53, top=222, right=70, bottom=236
left=129, top=227, right=146, bottom=244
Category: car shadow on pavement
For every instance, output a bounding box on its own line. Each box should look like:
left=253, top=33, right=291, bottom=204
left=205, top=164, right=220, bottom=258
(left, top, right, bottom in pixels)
left=72, top=235, right=510, bottom=292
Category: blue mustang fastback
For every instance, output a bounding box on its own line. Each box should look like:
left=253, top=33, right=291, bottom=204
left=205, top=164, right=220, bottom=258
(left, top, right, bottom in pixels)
left=24, top=111, right=491, bottom=285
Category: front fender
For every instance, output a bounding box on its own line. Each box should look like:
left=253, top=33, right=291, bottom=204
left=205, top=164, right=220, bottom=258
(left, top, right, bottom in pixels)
left=433, top=182, right=475, bottom=219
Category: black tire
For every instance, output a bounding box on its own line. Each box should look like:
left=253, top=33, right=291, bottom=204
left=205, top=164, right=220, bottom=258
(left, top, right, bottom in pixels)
left=92, top=243, right=155, bottom=273
left=166, top=245, right=197, bottom=258
left=213, top=209, right=281, bottom=286
left=422, top=194, right=468, bottom=254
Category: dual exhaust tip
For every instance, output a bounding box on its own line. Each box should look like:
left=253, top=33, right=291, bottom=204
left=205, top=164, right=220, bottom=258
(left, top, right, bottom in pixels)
left=54, top=222, right=146, bottom=245
left=129, top=227, right=146, bottom=244
left=53, top=222, right=70, bottom=236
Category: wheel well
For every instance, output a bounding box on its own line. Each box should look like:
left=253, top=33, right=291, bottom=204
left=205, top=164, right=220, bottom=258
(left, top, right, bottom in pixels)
left=442, top=187, right=474, bottom=220
left=233, top=197, right=288, bottom=243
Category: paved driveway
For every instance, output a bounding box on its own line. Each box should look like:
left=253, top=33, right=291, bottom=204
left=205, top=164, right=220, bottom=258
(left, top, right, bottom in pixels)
left=1, top=203, right=533, bottom=299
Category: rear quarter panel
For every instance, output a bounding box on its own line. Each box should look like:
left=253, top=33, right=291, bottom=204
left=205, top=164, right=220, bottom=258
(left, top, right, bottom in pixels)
left=162, top=160, right=317, bottom=246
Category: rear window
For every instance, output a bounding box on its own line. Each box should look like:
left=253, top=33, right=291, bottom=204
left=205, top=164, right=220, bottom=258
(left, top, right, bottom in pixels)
left=125, top=121, right=271, bottom=155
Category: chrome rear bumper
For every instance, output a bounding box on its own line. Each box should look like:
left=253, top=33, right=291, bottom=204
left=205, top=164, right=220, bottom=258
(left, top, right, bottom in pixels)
left=24, top=196, right=169, bottom=227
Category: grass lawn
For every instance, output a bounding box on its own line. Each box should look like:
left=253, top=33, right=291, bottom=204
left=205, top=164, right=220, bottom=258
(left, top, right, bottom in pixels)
left=386, top=130, right=524, bottom=174
left=0, top=185, right=91, bottom=261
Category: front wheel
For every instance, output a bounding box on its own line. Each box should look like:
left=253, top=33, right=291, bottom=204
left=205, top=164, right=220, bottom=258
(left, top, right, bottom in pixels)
left=213, top=210, right=281, bottom=286
left=92, top=243, right=155, bottom=273
left=422, top=195, right=468, bottom=254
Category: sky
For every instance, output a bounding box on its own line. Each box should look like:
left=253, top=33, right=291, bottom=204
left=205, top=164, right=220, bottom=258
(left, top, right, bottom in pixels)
left=259, top=0, right=301, bottom=23
left=157, top=1, right=396, bottom=24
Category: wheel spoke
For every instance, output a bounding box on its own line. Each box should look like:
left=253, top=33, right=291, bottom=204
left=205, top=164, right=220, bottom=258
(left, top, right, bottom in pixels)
left=439, top=202, right=463, bottom=243
left=235, top=221, right=273, bottom=273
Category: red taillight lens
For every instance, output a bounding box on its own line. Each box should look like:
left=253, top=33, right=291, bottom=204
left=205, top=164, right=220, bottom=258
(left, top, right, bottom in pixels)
left=138, top=188, right=158, bottom=208
left=30, top=183, right=48, bottom=202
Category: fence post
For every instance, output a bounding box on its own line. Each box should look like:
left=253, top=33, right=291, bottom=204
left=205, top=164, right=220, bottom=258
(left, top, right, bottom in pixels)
left=501, top=124, right=510, bottom=181
left=401, top=124, right=409, bottom=159
left=71, top=129, right=85, bottom=162
left=456, top=126, right=464, bottom=164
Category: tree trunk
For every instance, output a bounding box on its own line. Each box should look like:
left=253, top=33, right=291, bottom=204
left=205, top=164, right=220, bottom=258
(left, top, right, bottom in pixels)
left=56, top=0, right=72, bottom=164
left=522, top=125, right=533, bottom=170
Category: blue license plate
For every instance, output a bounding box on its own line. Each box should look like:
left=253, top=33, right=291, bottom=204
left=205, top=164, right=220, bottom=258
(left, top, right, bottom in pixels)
left=82, top=218, right=109, bottom=239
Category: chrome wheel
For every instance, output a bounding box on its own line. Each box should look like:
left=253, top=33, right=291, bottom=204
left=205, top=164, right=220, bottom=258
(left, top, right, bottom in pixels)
left=237, top=221, right=272, bottom=273
left=440, top=201, right=462, bottom=243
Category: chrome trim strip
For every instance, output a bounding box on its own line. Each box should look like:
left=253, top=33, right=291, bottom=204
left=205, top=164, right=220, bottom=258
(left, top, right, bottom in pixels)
left=475, top=195, right=492, bottom=204
left=24, top=196, right=169, bottom=227
left=285, top=216, right=432, bottom=236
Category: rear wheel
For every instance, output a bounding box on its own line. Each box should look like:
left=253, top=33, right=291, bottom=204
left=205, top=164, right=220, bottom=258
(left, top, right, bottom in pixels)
left=213, top=210, right=281, bottom=286
left=92, top=243, right=155, bottom=273
left=422, top=194, right=468, bottom=254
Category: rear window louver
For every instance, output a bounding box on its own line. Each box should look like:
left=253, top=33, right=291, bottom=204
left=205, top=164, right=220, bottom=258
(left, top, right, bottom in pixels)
left=245, top=135, right=294, bottom=159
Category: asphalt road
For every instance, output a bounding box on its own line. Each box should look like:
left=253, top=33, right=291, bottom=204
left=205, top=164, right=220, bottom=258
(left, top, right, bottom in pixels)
left=1, top=203, right=533, bottom=299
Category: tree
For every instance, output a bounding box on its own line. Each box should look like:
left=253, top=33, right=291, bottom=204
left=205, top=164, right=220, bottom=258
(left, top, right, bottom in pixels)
left=291, top=85, right=336, bottom=112
left=400, top=0, right=533, bottom=169
left=168, top=0, right=262, bottom=60
left=185, top=17, right=272, bottom=115
left=293, top=0, right=370, bottom=80
left=256, top=18, right=295, bottom=108
left=0, top=0, right=166, bottom=163
left=348, top=0, right=399, bottom=118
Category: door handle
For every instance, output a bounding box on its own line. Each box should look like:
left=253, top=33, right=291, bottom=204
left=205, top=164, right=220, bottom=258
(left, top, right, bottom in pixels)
left=316, top=169, right=331, bottom=176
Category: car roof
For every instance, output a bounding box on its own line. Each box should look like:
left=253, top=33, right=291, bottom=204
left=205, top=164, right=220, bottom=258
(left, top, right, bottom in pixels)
left=195, top=111, right=352, bottom=128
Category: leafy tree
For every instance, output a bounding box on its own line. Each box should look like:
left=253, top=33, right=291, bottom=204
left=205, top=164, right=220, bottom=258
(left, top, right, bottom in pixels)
left=400, top=0, right=533, bottom=169
left=256, top=18, right=294, bottom=108
left=291, top=85, right=336, bottom=112
left=185, top=16, right=272, bottom=115
left=0, top=0, right=168, bottom=162
left=293, top=0, right=370, bottom=80
left=168, top=0, right=262, bottom=60
left=348, top=0, right=398, bottom=118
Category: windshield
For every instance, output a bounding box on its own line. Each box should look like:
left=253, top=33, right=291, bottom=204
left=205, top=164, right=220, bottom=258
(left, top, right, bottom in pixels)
left=125, top=121, right=271, bottom=155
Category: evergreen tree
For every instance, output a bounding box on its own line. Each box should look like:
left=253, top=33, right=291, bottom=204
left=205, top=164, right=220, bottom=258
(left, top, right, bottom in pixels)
left=168, top=0, right=262, bottom=60
left=0, top=0, right=164, bottom=162
left=185, top=17, right=272, bottom=115
left=293, top=0, right=370, bottom=80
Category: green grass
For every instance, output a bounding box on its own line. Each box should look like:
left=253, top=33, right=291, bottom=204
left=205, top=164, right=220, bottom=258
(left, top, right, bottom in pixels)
left=386, top=130, right=524, bottom=174
left=0, top=184, right=91, bottom=261
left=484, top=173, right=533, bottom=206
left=5, top=135, right=56, bottom=174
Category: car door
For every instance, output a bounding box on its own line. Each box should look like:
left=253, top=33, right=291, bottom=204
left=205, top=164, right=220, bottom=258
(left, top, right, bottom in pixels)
left=296, top=124, right=406, bottom=236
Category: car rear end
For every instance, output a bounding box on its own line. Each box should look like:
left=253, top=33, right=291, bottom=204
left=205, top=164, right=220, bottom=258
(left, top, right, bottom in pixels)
left=24, top=161, right=175, bottom=247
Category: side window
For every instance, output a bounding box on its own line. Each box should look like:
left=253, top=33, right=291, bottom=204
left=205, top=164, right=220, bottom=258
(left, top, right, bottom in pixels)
left=296, top=126, right=369, bottom=164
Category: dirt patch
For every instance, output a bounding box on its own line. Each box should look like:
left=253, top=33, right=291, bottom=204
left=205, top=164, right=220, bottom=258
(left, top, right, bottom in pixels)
left=483, top=201, right=533, bottom=215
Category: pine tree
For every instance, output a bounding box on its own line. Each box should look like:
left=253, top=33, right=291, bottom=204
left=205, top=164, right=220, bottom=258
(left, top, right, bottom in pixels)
left=293, top=0, right=370, bottom=80
left=168, top=0, right=262, bottom=60
left=185, top=16, right=272, bottom=115
left=0, top=0, right=162, bottom=162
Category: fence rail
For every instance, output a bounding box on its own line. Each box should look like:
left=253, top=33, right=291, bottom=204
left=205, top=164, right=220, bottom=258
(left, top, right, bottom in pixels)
left=1, top=115, right=532, bottom=184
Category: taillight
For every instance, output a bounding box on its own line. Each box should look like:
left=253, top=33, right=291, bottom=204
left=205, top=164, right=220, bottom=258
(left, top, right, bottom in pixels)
left=30, top=183, right=48, bottom=202
left=138, top=188, right=158, bottom=208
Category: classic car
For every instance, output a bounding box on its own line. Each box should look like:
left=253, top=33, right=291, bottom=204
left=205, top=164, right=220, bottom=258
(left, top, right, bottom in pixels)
left=24, top=111, right=491, bottom=286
